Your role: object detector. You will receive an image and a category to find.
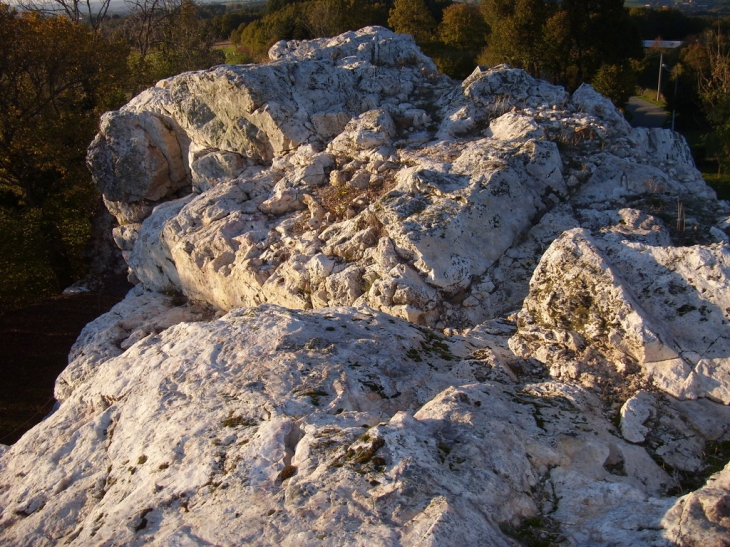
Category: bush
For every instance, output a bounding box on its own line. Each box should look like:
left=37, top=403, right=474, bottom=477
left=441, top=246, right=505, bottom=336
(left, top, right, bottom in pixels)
left=238, top=3, right=311, bottom=61
left=591, top=63, right=638, bottom=107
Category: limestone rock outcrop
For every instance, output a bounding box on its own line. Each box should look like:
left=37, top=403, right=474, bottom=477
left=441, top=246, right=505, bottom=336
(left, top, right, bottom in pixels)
left=510, top=228, right=730, bottom=404
left=85, top=27, right=720, bottom=332
left=2, top=26, right=730, bottom=546
left=0, top=303, right=690, bottom=546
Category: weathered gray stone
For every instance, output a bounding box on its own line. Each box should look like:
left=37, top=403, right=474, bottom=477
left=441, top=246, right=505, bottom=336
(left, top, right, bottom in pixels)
left=662, top=462, right=730, bottom=546
left=88, top=110, right=190, bottom=203
left=510, top=228, right=730, bottom=404
left=621, top=391, right=657, bottom=443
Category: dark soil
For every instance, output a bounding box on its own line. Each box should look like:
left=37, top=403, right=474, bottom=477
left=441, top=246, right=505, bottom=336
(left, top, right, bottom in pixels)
left=0, top=276, right=131, bottom=445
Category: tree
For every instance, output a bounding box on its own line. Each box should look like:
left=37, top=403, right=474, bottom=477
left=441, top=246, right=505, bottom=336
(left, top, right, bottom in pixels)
left=475, top=0, right=642, bottom=100
left=156, top=0, right=224, bottom=74
left=591, top=62, right=637, bottom=106
left=439, top=3, right=488, bottom=51
left=422, top=0, right=450, bottom=24
left=542, top=9, right=574, bottom=84
left=123, top=0, right=176, bottom=59
left=683, top=27, right=730, bottom=173
left=629, top=7, right=706, bottom=42
left=480, top=0, right=512, bottom=24
left=210, top=9, right=262, bottom=41
left=388, top=0, right=437, bottom=43
left=238, top=1, right=310, bottom=60
left=0, top=6, right=129, bottom=307
left=479, top=0, right=548, bottom=76
left=0, top=1, right=229, bottom=310
left=556, top=0, right=643, bottom=89
left=122, top=0, right=224, bottom=92
left=266, top=0, right=303, bottom=15
left=432, top=3, right=488, bottom=78
left=18, top=0, right=113, bottom=31
left=305, top=0, right=351, bottom=37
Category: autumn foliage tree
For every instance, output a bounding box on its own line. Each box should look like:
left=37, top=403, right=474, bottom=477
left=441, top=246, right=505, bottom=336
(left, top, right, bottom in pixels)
left=0, top=5, right=129, bottom=308
left=0, top=1, right=236, bottom=311
left=235, top=0, right=392, bottom=61
left=304, top=0, right=390, bottom=38
left=439, top=3, right=488, bottom=50
left=476, top=0, right=642, bottom=103
left=237, top=2, right=310, bottom=60
left=388, top=0, right=437, bottom=43
left=479, top=0, right=546, bottom=75
left=433, top=3, right=488, bottom=77
left=683, top=27, right=730, bottom=174
left=558, top=0, right=643, bottom=90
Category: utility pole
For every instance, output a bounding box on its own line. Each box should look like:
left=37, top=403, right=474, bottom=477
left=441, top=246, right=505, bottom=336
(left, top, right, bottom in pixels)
left=656, top=53, right=664, bottom=102
left=671, top=77, right=677, bottom=131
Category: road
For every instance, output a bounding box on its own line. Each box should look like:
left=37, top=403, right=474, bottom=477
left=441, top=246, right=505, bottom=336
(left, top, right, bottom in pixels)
left=625, top=96, right=670, bottom=129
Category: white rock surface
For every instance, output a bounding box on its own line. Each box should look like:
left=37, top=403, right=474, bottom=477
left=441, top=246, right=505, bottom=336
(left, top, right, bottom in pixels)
left=0, top=304, right=691, bottom=546
left=87, top=36, right=721, bottom=332
left=662, top=462, right=730, bottom=546
left=2, top=26, right=730, bottom=547
left=621, top=391, right=656, bottom=443
left=510, top=228, right=730, bottom=404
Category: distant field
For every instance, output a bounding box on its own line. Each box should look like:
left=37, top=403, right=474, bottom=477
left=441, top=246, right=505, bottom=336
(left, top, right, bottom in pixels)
left=213, top=41, right=251, bottom=65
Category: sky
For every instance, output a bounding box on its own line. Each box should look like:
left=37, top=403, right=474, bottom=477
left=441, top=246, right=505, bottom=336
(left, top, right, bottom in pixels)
left=4, top=0, right=258, bottom=15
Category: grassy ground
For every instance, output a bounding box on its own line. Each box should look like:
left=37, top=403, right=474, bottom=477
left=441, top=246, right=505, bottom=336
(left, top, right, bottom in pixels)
left=680, top=129, right=730, bottom=199
left=700, top=169, right=730, bottom=200
left=213, top=41, right=251, bottom=65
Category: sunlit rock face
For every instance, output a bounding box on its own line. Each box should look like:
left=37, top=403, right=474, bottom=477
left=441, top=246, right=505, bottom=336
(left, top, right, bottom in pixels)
left=85, top=26, right=717, bottom=329
left=2, top=26, right=730, bottom=546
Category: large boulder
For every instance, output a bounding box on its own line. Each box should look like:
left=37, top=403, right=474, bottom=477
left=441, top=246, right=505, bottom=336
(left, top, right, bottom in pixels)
left=509, top=228, right=730, bottom=404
